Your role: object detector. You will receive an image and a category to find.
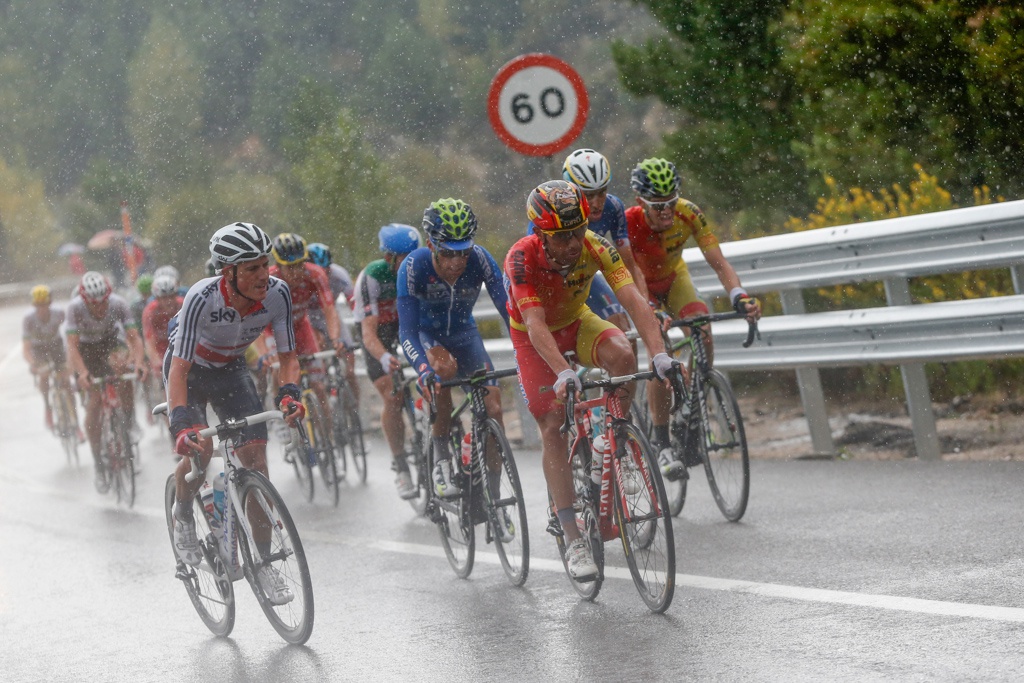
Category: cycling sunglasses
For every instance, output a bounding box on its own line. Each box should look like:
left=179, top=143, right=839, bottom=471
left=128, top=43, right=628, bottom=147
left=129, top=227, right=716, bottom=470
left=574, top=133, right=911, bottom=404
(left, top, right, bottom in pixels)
left=543, top=226, right=588, bottom=243
left=436, top=248, right=471, bottom=259
left=640, top=196, right=678, bottom=213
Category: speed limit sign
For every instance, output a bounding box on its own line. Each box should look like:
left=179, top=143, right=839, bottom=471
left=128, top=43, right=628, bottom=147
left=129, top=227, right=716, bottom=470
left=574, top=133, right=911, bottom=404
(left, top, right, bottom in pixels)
left=487, top=53, right=589, bottom=157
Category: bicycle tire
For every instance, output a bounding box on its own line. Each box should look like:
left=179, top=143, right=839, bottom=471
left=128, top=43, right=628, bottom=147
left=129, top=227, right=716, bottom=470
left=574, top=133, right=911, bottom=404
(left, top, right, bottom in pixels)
left=403, top=395, right=429, bottom=515
left=342, top=388, right=367, bottom=484
left=289, top=398, right=316, bottom=503
left=163, top=475, right=235, bottom=637
left=308, top=399, right=340, bottom=507
left=614, top=421, right=675, bottom=613
left=552, top=434, right=604, bottom=601
left=106, top=409, right=135, bottom=508
left=235, top=470, right=315, bottom=645
left=55, top=386, right=79, bottom=466
left=700, top=369, right=750, bottom=522
left=633, top=380, right=688, bottom=517
left=479, top=419, right=529, bottom=587
left=429, top=439, right=475, bottom=578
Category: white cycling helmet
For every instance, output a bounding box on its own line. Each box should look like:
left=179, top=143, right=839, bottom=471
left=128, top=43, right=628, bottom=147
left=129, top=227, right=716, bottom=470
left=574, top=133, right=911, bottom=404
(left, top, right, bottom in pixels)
left=80, top=271, right=112, bottom=303
left=151, top=274, right=178, bottom=298
left=153, top=265, right=180, bottom=284
left=209, top=222, right=272, bottom=268
left=562, top=148, right=611, bottom=192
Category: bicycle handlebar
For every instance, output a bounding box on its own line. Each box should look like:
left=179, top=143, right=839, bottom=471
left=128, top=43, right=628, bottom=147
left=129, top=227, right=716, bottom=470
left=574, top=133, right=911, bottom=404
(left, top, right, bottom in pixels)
left=438, top=366, right=518, bottom=389
left=172, top=409, right=286, bottom=483
left=90, top=372, right=138, bottom=385
left=669, top=312, right=760, bottom=348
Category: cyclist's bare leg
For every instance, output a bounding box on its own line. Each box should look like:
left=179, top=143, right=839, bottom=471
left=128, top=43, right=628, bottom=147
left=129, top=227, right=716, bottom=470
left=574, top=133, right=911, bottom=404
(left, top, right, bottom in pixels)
left=85, top=387, right=103, bottom=461
left=484, top=385, right=504, bottom=471
left=344, top=351, right=360, bottom=402
left=236, top=442, right=273, bottom=547
left=607, top=311, right=631, bottom=334
left=37, top=369, right=51, bottom=411
left=537, top=410, right=579, bottom=541
left=426, top=347, right=457, bottom=439
left=110, top=349, right=136, bottom=426
left=373, top=375, right=406, bottom=465
left=595, top=332, right=639, bottom=406
left=310, top=375, right=332, bottom=427
left=174, top=438, right=215, bottom=504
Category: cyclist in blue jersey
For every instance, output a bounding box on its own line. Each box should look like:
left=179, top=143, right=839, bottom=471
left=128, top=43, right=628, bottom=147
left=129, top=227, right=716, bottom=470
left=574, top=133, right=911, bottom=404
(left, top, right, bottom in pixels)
left=397, top=198, right=510, bottom=498
left=529, top=148, right=650, bottom=333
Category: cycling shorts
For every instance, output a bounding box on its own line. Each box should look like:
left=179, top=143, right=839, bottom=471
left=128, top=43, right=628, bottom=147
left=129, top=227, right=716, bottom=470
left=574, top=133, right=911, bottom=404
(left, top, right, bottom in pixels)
left=162, top=354, right=267, bottom=447
left=646, top=261, right=709, bottom=320
left=511, top=308, right=624, bottom=418
left=585, top=271, right=626, bottom=321
left=79, top=336, right=125, bottom=379
left=31, top=341, right=66, bottom=369
left=419, top=328, right=496, bottom=386
left=363, top=322, right=399, bottom=382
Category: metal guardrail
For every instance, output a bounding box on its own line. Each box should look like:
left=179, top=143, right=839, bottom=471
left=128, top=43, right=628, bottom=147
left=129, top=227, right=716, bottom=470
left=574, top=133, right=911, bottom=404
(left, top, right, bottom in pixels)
left=469, top=200, right=1024, bottom=459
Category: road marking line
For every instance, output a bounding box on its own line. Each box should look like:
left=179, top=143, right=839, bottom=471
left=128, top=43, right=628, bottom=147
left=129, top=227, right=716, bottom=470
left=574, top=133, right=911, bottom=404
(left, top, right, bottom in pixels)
left=9, top=473, right=1024, bottom=625
left=0, top=344, right=20, bottom=374
left=307, top=532, right=1024, bottom=624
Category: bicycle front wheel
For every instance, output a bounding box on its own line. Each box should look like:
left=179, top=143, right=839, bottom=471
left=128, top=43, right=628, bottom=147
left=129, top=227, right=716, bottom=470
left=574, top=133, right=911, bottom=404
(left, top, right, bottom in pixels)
left=236, top=471, right=314, bottom=645
left=164, top=475, right=235, bottom=637
left=430, top=441, right=475, bottom=578
left=480, top=419, right=529, bottom=587
left=341, top=388, right=367, bottom=484
left=633, top=381, right=688, bottom=518
left=290, top=409, right=316, bottom=503
left=111, top=410, right=136, bottom=508
left=55, top=387, right=79, bottom=466
left=614, top=421, right=675, bottom=614
left=701, top=370, right=750, bottom=522
left=309, top=399, right=340, bottom=507
left=552, top=434, right=604, bottom=601
left=403, top=397, right=429, bottom=515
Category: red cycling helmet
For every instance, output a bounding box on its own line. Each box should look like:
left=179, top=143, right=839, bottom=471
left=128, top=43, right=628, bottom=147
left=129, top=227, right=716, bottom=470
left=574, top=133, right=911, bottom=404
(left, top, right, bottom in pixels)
left=527, top=180, right=590, bottom=233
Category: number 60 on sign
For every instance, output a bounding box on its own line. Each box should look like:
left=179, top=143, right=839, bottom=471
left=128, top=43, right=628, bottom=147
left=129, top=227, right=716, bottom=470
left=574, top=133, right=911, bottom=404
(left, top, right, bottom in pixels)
left=487, top=53, right=590, bottom=158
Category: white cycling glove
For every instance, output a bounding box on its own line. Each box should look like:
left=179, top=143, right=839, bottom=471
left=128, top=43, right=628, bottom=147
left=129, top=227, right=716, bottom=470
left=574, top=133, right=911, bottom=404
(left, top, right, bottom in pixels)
left=553, top=368, right=580, bottom=396
left=378, top=351, right=396, bottom=370
left=652, top=352, right=675, bottom=380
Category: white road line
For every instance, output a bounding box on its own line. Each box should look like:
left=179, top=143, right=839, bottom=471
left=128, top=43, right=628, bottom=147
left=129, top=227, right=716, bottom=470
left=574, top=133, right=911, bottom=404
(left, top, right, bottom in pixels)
left=0, top=344, right=20, bottom=374
left=9, top=472, right=1024, bottom=625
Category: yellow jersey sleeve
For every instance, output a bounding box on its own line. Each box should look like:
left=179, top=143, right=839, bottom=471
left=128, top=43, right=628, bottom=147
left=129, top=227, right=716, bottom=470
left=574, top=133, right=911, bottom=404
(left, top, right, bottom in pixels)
left=583, top=232, right=633, bottom=292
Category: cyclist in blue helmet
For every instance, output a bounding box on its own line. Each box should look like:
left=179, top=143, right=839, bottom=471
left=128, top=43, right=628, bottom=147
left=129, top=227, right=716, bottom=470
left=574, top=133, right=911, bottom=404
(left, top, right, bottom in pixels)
left=352, top=224, right=424, bottom=499
left=306, top=242, right=358, bottom=401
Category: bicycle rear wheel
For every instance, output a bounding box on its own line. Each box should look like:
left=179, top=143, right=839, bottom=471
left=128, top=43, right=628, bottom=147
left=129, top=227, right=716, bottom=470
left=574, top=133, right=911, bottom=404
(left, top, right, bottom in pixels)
left=430, top=440, right=476, bottom=578
left=338, top=385, right=367, bottom=483
left=700, top=370, right=750, bottom=522
left=479, top=419, right=529, bottom=587
left=309, top=399, right=340, bottom=507
left=551, top=435, right=604, bottom=601
left=614, top=421, right=675, bottom=613
left=163, top=475, right=235, bottom=637
left=236, top=470, right=314, bottom=645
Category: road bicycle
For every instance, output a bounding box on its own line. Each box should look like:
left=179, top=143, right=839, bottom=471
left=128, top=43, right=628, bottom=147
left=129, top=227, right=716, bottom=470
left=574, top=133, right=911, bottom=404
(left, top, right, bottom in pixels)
left=157, top=403, right=315, bottom=644
left=392, top=367, right=430, bottom=515
left=279, top=351, right=339, bottom=505
left=92, top=372, right=138, bottom=507
left=422, top=367, right=529, bottom=586
left=549, top=367, right=676, bottom=613
left=325, top=349, right=366, bottom=485
left=635, top=312, right=757, bottom=521
left=37, top=362, right=80, bottom=465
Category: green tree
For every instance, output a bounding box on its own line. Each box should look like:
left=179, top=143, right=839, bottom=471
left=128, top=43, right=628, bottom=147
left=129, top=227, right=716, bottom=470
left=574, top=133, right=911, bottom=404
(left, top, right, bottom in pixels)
left=126, top=14, right=209, bottom=192
left=611, top=0, right=809, bottom=219
left=779, top=1, right=1024, bottom=202
left=290, top=110, right=401, bottom=267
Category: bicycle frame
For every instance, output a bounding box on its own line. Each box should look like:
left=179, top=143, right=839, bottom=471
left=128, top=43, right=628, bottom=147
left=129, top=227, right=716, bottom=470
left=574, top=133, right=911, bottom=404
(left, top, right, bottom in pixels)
left=564, top=375, right=664, bottom=529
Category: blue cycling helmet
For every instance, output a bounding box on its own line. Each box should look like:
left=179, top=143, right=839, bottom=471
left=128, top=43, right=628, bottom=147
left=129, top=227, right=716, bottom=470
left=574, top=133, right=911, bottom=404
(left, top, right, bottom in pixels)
left=378, top=224, right=421, bottom=254
left=307, top=243, right=332, bottom=268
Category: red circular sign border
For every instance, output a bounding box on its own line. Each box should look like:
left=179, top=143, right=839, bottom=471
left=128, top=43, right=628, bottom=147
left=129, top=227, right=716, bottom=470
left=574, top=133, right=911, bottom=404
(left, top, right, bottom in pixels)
left=487, top=53, right=590, bottom=158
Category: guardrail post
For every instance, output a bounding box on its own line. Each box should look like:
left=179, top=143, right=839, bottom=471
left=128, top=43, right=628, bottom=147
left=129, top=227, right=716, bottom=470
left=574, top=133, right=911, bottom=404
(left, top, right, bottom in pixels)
left=1012, top=265, right=1024, bottom=294
left=779, top=291, right=836, bottom=456
left=884, top=278, right=941, bottom=460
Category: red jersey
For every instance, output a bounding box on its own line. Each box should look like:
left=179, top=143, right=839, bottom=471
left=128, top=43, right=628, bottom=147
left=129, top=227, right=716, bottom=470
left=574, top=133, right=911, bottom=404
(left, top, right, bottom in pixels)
left=142, top=295, right=185, bottom=358
left=269, top=262, right=333, bottom=322
left=625, top=199, right=719, bottom=284
left=504, top=231, right=633, bottom=332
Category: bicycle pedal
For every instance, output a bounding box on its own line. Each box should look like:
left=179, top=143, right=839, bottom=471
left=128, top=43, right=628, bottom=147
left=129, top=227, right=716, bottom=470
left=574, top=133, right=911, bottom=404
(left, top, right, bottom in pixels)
left=545, top=521, right=564, bottom=538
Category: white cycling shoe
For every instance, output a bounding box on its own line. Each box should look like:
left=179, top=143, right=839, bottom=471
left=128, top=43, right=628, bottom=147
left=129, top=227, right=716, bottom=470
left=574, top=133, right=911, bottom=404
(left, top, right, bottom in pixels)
left=172, top=506, right=202, bottom=567
left=257, top=565, right=294, bottom=606
left=565, top=537, right=598, bottom=582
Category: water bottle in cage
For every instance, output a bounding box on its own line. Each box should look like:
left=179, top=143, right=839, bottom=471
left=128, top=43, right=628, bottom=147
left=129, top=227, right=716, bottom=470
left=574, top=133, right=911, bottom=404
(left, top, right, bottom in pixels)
left=591, top=434, right=610, bottom=486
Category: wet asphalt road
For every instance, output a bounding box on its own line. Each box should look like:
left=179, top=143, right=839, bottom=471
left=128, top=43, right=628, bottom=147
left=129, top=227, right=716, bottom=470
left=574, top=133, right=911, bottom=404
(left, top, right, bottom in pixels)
left=1, top=305, right=1023, bottom=682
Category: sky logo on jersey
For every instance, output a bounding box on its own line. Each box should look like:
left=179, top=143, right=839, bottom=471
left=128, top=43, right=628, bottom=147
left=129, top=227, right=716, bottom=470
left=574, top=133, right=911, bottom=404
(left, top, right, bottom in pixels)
left=210, top=309, right=237, bottom=323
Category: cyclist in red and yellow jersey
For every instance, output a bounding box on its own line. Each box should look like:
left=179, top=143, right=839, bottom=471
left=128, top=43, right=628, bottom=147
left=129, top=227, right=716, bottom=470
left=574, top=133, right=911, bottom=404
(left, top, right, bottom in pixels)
left=504, top=180, right=675, bottom=581
left=626, top=157, right=761, bottom=478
